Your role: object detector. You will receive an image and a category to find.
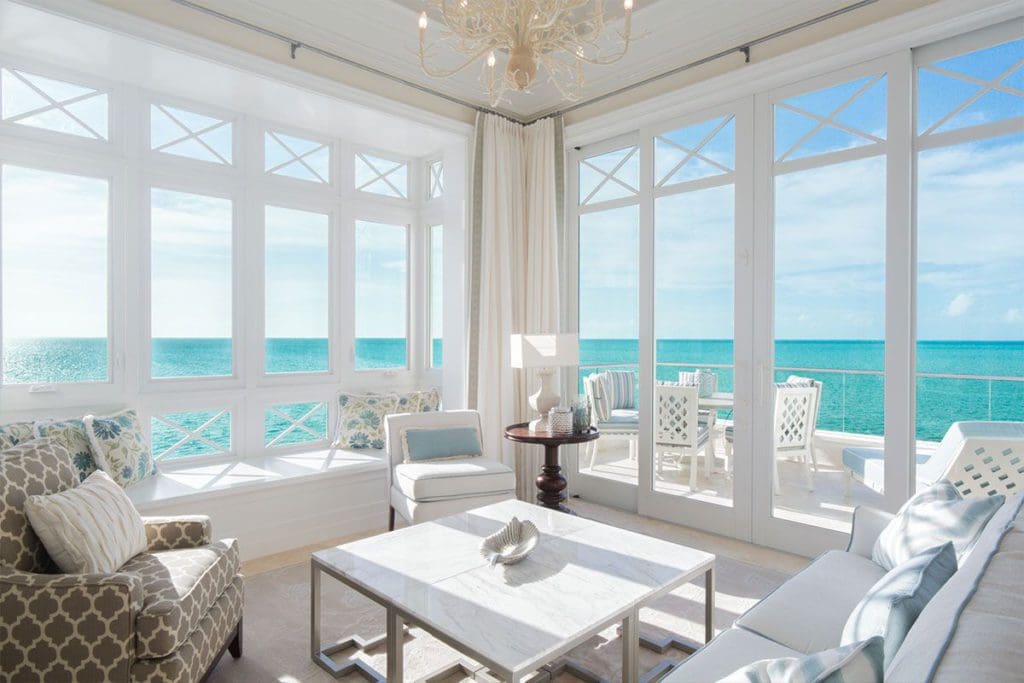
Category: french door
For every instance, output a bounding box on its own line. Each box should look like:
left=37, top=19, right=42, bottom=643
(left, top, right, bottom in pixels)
left=569, top=25, right=1021, bottom=556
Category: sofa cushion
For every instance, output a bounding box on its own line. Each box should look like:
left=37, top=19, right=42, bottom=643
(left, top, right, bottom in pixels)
left=735, top=550, right=886, bottom=654
left=842, top=542, right=957, bottom=668
left=663, top=628, right=802, bottom=682
left=0, top=437, right=78, bottom=573
left=872, top=480, right=1003, bottom=570
left=33, top=418, right=99, bottom=483
left=24, top=470, right=148, bottom=574
left=0, top=421, right=36, bottom=450
left=402, top=427, right=482, bottom=462
left=84, top=409, right=157, bottom=488
left=721, top=636, right=884, bottom=683
left=885, top=492, right=1024, bottom=682
left=394, top=458, right=515, bottom=502
left=123, top=538, right=240, bottom=659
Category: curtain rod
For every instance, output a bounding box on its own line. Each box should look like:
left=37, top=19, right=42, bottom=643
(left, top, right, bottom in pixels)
left=168, top=0, right=879, bottom=126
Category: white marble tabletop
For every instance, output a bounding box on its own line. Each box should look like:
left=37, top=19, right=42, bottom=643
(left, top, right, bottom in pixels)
left=314, top=499, right=715, bottom=678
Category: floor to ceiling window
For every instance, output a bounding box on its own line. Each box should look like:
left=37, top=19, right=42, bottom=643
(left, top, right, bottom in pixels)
left=575, top=141, right=641, bottom=487
left=771, top=69, right=889, bottom=531
left=914, top=31, right=1024, bottom=492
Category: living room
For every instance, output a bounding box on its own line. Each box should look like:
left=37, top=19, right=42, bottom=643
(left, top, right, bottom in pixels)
left=0, top=0, right=1021, bottom=681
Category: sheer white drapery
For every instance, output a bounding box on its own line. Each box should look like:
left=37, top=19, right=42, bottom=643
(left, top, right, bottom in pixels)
left=467, top=113, right=564, bottom=501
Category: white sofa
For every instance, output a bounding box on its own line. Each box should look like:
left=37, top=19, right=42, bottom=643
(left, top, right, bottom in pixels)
left=665, top=491, right=1024, bottom=681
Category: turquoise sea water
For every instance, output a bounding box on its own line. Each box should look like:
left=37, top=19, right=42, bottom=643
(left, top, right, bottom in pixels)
left=2, top=337, right=1021, bottom=444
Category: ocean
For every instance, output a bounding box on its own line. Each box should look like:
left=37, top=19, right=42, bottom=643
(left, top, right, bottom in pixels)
left=2, top=338, right=1021, bottom=448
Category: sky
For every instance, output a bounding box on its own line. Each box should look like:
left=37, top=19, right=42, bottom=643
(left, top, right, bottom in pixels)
left=1, top=39, right=1021, bottom=346
left=579, top=40, right=1023, bottom=343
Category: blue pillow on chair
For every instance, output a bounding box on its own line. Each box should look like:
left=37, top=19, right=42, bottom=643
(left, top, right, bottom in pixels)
left=402, top=427, right=482, bottom=462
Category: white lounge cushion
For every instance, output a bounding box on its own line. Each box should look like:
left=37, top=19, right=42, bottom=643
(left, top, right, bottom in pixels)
left=735, top=550, right=886, bottom=654
left=885, top=492, right=1024, bottom=682
left=394, top=458, right=515, bottom=502
left=663, top=628, right=802, bottom=682
left=23, top=470, right=147, bottom=574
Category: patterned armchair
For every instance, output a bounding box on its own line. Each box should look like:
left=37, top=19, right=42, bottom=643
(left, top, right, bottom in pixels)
left=0, top=438, right=243, bottom=682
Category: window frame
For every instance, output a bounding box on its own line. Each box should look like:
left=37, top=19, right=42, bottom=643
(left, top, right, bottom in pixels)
left=143, top=92, right=239, bottom=171
left=353, top=147, right=414, bottom=205
left=261, top=123, right=335, bottom=189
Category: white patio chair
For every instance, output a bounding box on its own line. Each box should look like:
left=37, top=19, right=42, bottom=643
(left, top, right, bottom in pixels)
left=655, top=384, right=712, bottom=490
left=724, top=381, right=821, bottom=494
left=583, top=373, right=638, bottom=469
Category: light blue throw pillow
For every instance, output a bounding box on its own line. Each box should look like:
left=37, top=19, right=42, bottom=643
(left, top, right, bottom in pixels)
left=402, top=427, right=482, bottom=462
left=872, top=479, right=1004, bottom=570
left=843, top=542, right=957, bottom=668
left=721, top=636, right=884, bottom=683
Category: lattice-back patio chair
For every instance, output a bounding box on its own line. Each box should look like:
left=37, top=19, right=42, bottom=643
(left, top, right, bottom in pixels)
left=923, top=421, right=1024, bottom=498
left=724, top=381, right=821, bottom=494
left=655, top=384, right=712, bottom=490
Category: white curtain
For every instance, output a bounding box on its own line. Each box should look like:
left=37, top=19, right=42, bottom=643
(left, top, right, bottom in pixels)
left=466, top=113, right=564, bottom=501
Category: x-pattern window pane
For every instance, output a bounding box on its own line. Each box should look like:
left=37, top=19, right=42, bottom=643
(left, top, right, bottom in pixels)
left=579, top=146, right=639, bottom=205
left=918, top=38, right=1023, bottom=136
left=355, top=153, right=408, bottom=198
left=265, top=131, right=330, bottom=183
left=264, top=401, right=328, bottom=448
left=152, top=409, right=231, bottom=460
left=775, top=75, right=887, bottom=163
left=655, top=115, right=735, bottom=187
left=151, top=104, right=232, bottom=164
left=429, top=160, right=444, bottom=199
left=1, top=68, right=108, bottom=140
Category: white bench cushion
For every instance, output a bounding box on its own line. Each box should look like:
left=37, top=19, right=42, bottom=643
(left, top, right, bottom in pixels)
left=735, top=550, right=886, bottom=654
left=663, top=627, right=801, bottom=682
left=393, top=458, right=515, bottom=502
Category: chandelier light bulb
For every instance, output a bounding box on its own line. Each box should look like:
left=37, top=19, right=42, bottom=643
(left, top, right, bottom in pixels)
left=624, top=0, right=633, bottom=10
left=418, top=11, right=428, bottom=30
left=487, top=51, right=496, bottom=68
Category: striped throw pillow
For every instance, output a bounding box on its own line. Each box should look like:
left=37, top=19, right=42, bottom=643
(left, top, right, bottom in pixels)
left=603, top=370, right=636, bottom=410
left=586, top=374, right=611, bottom=422
left=23, top=470, right=148, bottom=574
left=872, top=479, right=1004, bottom=570
left=721, top=636, right=884, bottom=683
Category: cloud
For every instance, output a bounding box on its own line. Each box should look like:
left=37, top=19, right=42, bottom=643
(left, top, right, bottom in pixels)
left=944, top=293, right=974, bottom=317
left=1005, top=308, right=1023, bottom=324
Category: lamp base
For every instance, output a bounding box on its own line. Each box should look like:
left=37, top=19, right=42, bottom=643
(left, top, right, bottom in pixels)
left=528, top=414, right=550, bottom=433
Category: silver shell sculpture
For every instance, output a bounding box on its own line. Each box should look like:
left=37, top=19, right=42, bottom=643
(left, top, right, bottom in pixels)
left=480, top=517, right=540, bottom=566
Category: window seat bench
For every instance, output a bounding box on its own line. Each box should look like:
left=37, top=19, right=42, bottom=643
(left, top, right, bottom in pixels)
left=128, top=448, right=389, bottom=561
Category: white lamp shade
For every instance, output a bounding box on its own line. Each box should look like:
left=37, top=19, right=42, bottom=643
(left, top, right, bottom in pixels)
left=510, top=334, right=579, bottom=368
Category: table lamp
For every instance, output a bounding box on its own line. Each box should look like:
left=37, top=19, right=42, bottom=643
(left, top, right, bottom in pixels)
left=510, top=333, right=580, bottom=432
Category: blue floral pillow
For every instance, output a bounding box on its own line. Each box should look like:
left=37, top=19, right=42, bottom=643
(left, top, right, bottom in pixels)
left=34, top=418, right=99, bottom=482
left=333, top=393, right=398, bottom=450
left=0, top=421, right=36, bottom=450
left=84, top=409, right=156, bottom=488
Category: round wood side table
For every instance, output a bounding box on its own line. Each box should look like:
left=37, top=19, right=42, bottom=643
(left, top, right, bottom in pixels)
left=504, top=424, right=599, bottom=513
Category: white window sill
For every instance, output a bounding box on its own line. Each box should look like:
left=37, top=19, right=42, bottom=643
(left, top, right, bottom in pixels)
left=128, top=447, right=388, bottom=511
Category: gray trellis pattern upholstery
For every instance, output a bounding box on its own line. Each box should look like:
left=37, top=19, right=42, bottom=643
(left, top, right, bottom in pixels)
left=1, top=438, right=243, bottom=682
left=124, top=539, right=239, bottom=658
left=0, top=566, right=143, bottom=682
left=131, top=575, right=243, bottom=683
left=0, top=437, right=78, bottom=573
left=143, top=516, right=213, bottom=552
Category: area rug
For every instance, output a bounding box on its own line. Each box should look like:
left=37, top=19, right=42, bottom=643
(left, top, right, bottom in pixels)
left=209, top=503, right=798, bottom=682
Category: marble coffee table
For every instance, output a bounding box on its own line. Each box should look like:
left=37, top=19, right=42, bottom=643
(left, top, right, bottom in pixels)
left=311, top=499, right=715, bottom=682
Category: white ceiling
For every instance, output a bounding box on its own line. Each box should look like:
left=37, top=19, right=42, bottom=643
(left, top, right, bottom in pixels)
left=183, top=0, right=859, bottom=120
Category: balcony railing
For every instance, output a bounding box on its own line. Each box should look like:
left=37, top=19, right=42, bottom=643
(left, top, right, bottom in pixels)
left=578, top=361, right=1023, bottom=442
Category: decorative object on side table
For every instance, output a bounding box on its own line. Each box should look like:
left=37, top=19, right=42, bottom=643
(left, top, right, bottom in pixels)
left=572, top=397, right=591, bottom=433
left=504, top=423, right=599, bottom=512
left=480, top=517, right=540, bottom=566
left=510, top=333, right=580, bottom=432
left=549, top=407, right=573, bottom=435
